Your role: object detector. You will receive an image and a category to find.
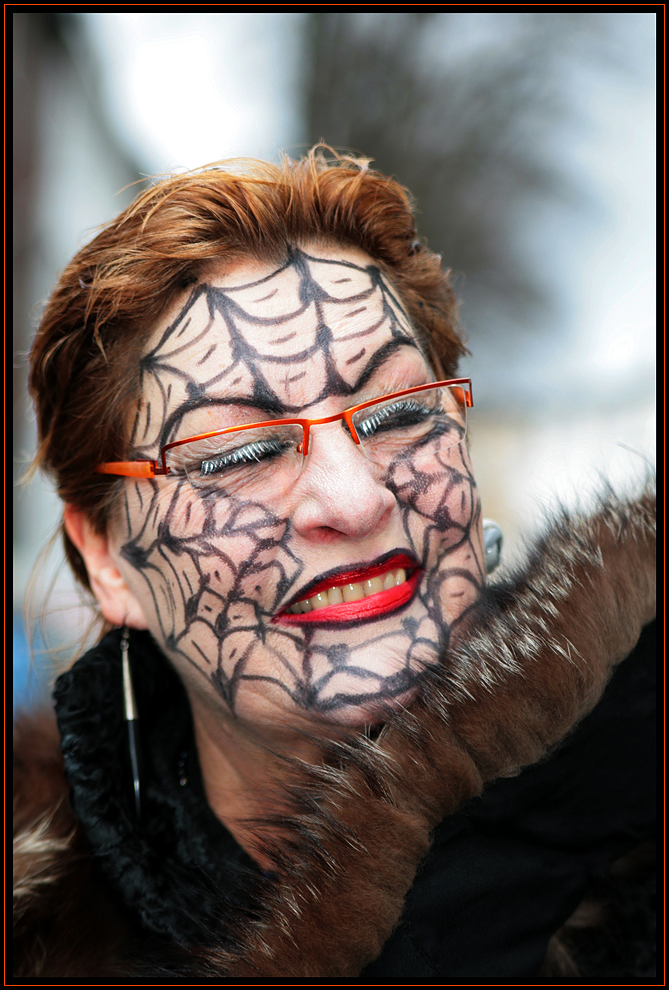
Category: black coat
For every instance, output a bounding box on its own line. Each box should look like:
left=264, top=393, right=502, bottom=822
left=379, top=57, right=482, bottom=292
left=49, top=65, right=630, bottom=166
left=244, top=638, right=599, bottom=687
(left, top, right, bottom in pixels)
left=13, top=489, right=656, bottom=979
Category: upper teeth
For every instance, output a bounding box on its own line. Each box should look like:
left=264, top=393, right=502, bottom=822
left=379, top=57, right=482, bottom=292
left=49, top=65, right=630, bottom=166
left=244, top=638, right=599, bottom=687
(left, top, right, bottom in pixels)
left=288, top=568, right=407, bottom=614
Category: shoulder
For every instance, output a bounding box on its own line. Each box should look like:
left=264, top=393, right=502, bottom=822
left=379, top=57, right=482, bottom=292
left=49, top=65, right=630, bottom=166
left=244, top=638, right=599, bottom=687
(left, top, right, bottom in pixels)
left=13, top=709, right=131, bottom=978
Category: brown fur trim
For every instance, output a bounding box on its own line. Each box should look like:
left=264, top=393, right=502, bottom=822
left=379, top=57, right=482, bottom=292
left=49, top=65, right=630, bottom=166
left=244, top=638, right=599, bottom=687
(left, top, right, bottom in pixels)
left=214, top=487, right=656, bottom=977
left=13, top=489, right=655, bottom=978
left=13, top=814, right=75, bottom=920
left=435, top=485, right=656, bottom=789
left=13, top=711, right=77, bottom=923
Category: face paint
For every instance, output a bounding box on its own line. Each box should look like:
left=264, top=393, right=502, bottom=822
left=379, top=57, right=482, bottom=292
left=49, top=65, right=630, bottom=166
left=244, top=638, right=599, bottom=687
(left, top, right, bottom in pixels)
left=111, top=245, right=484, bottom=731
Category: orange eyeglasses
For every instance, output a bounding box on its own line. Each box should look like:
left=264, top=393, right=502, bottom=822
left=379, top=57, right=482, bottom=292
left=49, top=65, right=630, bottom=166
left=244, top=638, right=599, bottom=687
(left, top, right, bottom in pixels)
left=96, top=379, right=473, bottom=496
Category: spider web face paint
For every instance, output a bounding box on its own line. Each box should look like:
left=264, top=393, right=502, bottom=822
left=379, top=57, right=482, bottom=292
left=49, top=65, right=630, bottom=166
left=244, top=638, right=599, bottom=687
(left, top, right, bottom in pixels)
left=130, top=246, right=421, bottom=453
left=113, top=246, right=484, bottom=727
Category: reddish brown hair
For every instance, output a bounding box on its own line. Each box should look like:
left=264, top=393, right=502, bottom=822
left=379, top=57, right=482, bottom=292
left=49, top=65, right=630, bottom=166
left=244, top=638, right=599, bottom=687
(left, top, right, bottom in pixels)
left=28, top=147, right=467, bottom=590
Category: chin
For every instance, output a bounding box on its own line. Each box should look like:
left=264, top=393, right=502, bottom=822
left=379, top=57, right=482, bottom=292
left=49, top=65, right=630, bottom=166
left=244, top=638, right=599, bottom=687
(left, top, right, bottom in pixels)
left=311, top=682, right=423, bottom=732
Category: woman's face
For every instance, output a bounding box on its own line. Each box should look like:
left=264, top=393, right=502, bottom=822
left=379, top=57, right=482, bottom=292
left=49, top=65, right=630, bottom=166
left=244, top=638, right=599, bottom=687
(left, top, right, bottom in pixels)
left=109, top=244, right=485, bottom=733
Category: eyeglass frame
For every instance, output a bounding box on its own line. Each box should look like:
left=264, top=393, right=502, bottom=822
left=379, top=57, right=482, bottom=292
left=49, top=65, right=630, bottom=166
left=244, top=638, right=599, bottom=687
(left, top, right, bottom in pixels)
left=95, top=378, right=473, bottom=480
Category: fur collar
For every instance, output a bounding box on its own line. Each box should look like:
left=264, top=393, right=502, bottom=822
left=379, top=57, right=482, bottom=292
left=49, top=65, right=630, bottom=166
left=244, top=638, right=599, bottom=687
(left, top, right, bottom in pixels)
left=14, top=487, right=655, bottom=978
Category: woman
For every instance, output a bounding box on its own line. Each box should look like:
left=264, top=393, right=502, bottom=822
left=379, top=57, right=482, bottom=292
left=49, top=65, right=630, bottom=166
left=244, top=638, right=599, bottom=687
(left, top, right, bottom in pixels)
left=14, top=149, right=655, bottom=979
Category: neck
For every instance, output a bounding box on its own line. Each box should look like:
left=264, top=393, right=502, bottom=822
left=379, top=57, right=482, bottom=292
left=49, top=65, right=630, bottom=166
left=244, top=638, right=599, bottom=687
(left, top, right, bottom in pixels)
left=189, top=695, right=325, bottom=870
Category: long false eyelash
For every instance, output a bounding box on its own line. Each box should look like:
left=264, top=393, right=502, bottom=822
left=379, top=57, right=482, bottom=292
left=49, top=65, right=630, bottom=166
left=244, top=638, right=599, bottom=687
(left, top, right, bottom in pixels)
left=200, top=438, right=289, bottom=476
left=357, top=399, right=432, bottom=438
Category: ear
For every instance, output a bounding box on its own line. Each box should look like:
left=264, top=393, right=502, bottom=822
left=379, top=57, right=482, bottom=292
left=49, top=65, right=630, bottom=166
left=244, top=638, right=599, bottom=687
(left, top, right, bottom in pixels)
left=63, top=505, right=148, bottom=630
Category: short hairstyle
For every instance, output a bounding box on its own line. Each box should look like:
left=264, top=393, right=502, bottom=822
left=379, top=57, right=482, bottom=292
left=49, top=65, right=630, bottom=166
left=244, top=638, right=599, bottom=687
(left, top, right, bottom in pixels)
left=28, top=147, right=467, bottom=590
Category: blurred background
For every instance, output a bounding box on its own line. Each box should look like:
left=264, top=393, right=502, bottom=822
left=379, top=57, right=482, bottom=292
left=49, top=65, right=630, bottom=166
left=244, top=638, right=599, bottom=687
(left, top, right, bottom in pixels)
left=13, top=11, right=656, bottom=708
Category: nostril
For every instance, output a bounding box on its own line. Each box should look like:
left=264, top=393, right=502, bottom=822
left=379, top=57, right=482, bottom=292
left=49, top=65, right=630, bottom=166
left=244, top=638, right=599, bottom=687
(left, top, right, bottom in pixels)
left=309, top=525, right=350, bottom=544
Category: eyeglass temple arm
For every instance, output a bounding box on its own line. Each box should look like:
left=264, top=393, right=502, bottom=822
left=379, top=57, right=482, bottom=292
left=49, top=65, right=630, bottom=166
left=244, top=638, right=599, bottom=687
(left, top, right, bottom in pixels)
left=95, top=461, right=170, bottom=478
left=457, top=381, right=473, bottom=407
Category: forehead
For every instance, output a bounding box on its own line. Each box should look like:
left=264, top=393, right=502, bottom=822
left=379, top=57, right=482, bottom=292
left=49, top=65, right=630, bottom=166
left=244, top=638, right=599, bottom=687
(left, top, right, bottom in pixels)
left=133, top=244, right=426, bottom=448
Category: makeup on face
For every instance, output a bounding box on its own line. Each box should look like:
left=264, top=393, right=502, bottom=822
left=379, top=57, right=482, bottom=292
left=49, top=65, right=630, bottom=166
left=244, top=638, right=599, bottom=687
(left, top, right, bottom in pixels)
left=131, top=245, right=425, bottom=458
left=115, top=246, right=484, bottom=722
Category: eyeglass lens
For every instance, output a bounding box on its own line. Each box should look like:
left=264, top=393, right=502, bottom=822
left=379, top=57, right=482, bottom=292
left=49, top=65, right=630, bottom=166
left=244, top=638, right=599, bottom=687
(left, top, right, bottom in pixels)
left=164, top=384, right=467, bottom=497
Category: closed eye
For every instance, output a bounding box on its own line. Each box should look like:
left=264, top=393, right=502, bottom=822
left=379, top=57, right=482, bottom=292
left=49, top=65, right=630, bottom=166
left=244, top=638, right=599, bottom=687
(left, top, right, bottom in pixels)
left=355, top=399, right=434, bottom=439
left=200, top=438, right=291, bottom=476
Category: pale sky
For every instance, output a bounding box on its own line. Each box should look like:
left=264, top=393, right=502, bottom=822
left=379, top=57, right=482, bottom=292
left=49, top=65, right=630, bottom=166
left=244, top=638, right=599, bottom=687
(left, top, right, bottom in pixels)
left=83, top=12, right=306, bottom=172
left=82, top=11, right=655, bottom=399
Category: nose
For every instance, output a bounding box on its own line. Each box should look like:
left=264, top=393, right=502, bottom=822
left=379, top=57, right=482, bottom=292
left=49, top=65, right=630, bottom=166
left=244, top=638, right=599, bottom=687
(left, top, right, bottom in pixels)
left=289, top=423, right=396, bottom=541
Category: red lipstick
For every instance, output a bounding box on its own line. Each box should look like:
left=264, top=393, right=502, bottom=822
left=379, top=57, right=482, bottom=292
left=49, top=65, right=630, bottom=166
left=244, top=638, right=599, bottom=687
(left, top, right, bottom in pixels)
left=273, top=552, right=421, bottom=627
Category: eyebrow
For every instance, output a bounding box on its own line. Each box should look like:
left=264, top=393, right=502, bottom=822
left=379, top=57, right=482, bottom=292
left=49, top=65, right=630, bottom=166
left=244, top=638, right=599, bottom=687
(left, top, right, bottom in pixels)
left=347, top=338, right=424, bottom=394
left=159, top=393, right=287, bottom=448
left=157, top=339, right=429, bottom=448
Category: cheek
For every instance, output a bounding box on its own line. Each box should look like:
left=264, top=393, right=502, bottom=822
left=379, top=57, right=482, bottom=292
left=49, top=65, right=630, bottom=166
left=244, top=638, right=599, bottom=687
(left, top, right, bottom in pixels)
left=388, top=441, right=480, bottom=532
left=114, top=486, right=239, bottom=635
left=115, top=483, right=301, bottom=637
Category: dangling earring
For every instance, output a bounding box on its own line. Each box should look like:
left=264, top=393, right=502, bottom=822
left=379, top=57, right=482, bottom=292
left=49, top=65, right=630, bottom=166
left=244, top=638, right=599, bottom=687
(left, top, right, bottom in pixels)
left=121, top=627, right=141, bottom=820
left=482, top=519, right=503, bottom=574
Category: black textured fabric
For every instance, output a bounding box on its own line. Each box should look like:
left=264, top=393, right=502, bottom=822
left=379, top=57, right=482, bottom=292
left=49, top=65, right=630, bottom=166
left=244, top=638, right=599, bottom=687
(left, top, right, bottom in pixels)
left=54, top=628, right=264, bottom=946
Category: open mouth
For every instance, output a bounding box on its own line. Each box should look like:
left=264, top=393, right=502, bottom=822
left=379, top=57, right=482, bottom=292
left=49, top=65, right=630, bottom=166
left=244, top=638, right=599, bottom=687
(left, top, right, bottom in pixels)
left=273, top=551, right=421, bottom=626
